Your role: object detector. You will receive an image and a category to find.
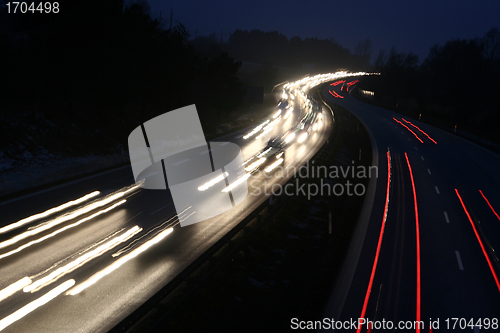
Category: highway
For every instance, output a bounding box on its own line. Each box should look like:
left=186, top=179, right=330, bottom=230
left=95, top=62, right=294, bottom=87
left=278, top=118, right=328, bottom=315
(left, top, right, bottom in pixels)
left=0, top=73, right=357, bottom=332
left=323, top=80, right=500, bottom=332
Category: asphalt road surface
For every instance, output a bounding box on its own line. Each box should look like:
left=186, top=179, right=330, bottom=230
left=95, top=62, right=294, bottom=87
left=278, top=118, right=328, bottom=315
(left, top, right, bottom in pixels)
left=322, top=81, right=500, bottom=332
left=0, top=87, right=332, bottom=332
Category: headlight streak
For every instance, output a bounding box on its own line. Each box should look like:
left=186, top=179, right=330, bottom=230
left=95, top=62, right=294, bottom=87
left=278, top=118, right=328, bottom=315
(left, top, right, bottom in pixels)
left=67, top=228, right=173, bottom=295
left=0, top=277, right=32, bottom=303
left=257, top=147, right=272, bottom=158
left=244, top=157, right=266, bottom=172
left=0, top=185, right=139, bottom=251
left=0, top=200, right=127, bottom=261
left=297, top=132, right=308, bottom=143
left=273, top=110, right=281, bottom=119
left=0, top=191, right=100, bottom=235
left=284, top=107, right=294, bottom=119
left=23, top=226, right=142, bottom=293
left=255, top=117, right=280, bottom=140
left=285, top=132, right=295, bottom=143
left=197, top=172, right=229, bottom=191
left=243, top=120, right=269, bottom=140
left=221, top=173, right=251, bottom=193
left=0, top=279, right=75, bottom=332
left=112, top=208, right=188, bottom=258
left=264, top=158, right=284, bottom=173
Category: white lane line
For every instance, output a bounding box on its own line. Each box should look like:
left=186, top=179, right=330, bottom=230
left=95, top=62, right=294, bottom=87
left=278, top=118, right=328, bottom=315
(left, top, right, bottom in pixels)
left=234, top=134, right=244, bottom=139
left=414, top=146, right=418, bottom=150
left=435, top=186, right=440, bottom=194
left=427, top=168, right=431, bottom=175
left=444, top=211, right=450, bottom=223
left=150, top=203, right=173, bottom=215
left=401, top=131, right=405, bottom=135
left=455, top=250, right=464, bottom=270
left=408, top=138, right=411, bottom=142
left=421, top=156, right=425, bottom=161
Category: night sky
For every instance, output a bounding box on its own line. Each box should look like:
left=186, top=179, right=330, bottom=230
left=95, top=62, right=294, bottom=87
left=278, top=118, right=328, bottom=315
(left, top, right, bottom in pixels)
left=148, top=0, right=500, bottom=62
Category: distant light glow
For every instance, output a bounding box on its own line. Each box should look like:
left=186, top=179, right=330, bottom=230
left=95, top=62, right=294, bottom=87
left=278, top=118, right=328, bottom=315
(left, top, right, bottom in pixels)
left=285, top=132, right=296, bottom=143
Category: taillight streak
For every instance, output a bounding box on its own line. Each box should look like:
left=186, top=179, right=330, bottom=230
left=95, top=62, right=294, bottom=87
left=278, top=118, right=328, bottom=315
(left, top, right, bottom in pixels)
left=356, top=150, right=392, bottom=333
left=455, top=189, right=500, bottom=293
left=405, top=152, right=421, bottom=333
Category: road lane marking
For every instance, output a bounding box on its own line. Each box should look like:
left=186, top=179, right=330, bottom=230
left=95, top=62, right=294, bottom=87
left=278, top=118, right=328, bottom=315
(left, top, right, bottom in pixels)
left=444, top=211, right=450, bottom=223
left=427, top=169, right=431, bottom=175
left=421, top=156, right=424, bottom=161
left=455, top=250, right=464, bottom=270
left=435, top=186, right=440, bottom=194
left=414, top=146, right=418, bottom=150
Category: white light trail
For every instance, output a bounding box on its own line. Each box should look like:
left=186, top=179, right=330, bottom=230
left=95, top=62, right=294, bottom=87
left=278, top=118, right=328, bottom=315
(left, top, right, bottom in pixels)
left=0, top=277, right=32, bottom=303
left=67, top=228, right=173, bottom=295
left=0, top=185, right=138, bottom=250
left=198, top=172, right=229, bottom=191
left=298, top=132, right=308, bottom=143
left=285, top=132, right=296, bottom=143
left=0, top=191, right=100, bottom=235
left=245, top=158, right=266, bottom=172
left=221, top=173, right=251, bottom=193
left=24, top=226, right=142, bottom=293
left=265, top=158, right=284, bottom=173
left=0, top=200, right=127, bottom=261
left=0, top=279, right=75, bottom=332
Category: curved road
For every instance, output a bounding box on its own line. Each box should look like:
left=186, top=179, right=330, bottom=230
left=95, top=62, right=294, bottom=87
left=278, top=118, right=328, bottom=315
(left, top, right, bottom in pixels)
left=323, top=81, right=500, bottom=332
left=0, top=86, right=332, bottom=332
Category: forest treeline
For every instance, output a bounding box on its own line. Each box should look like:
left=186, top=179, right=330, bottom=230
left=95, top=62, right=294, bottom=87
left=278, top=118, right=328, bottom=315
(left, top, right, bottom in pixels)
left=0, top=0, right=244, bottom=157
left=356, top=28, right=500, bottom=144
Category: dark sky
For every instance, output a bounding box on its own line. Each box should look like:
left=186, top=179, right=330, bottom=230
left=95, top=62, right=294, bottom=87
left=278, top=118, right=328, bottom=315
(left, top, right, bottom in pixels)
left=148, top=0, right=500, bottom=63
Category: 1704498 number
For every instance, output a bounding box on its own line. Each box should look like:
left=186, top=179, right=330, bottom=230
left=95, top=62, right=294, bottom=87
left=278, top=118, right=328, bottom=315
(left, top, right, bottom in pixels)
left=5, top=2, right=59, bottom=13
